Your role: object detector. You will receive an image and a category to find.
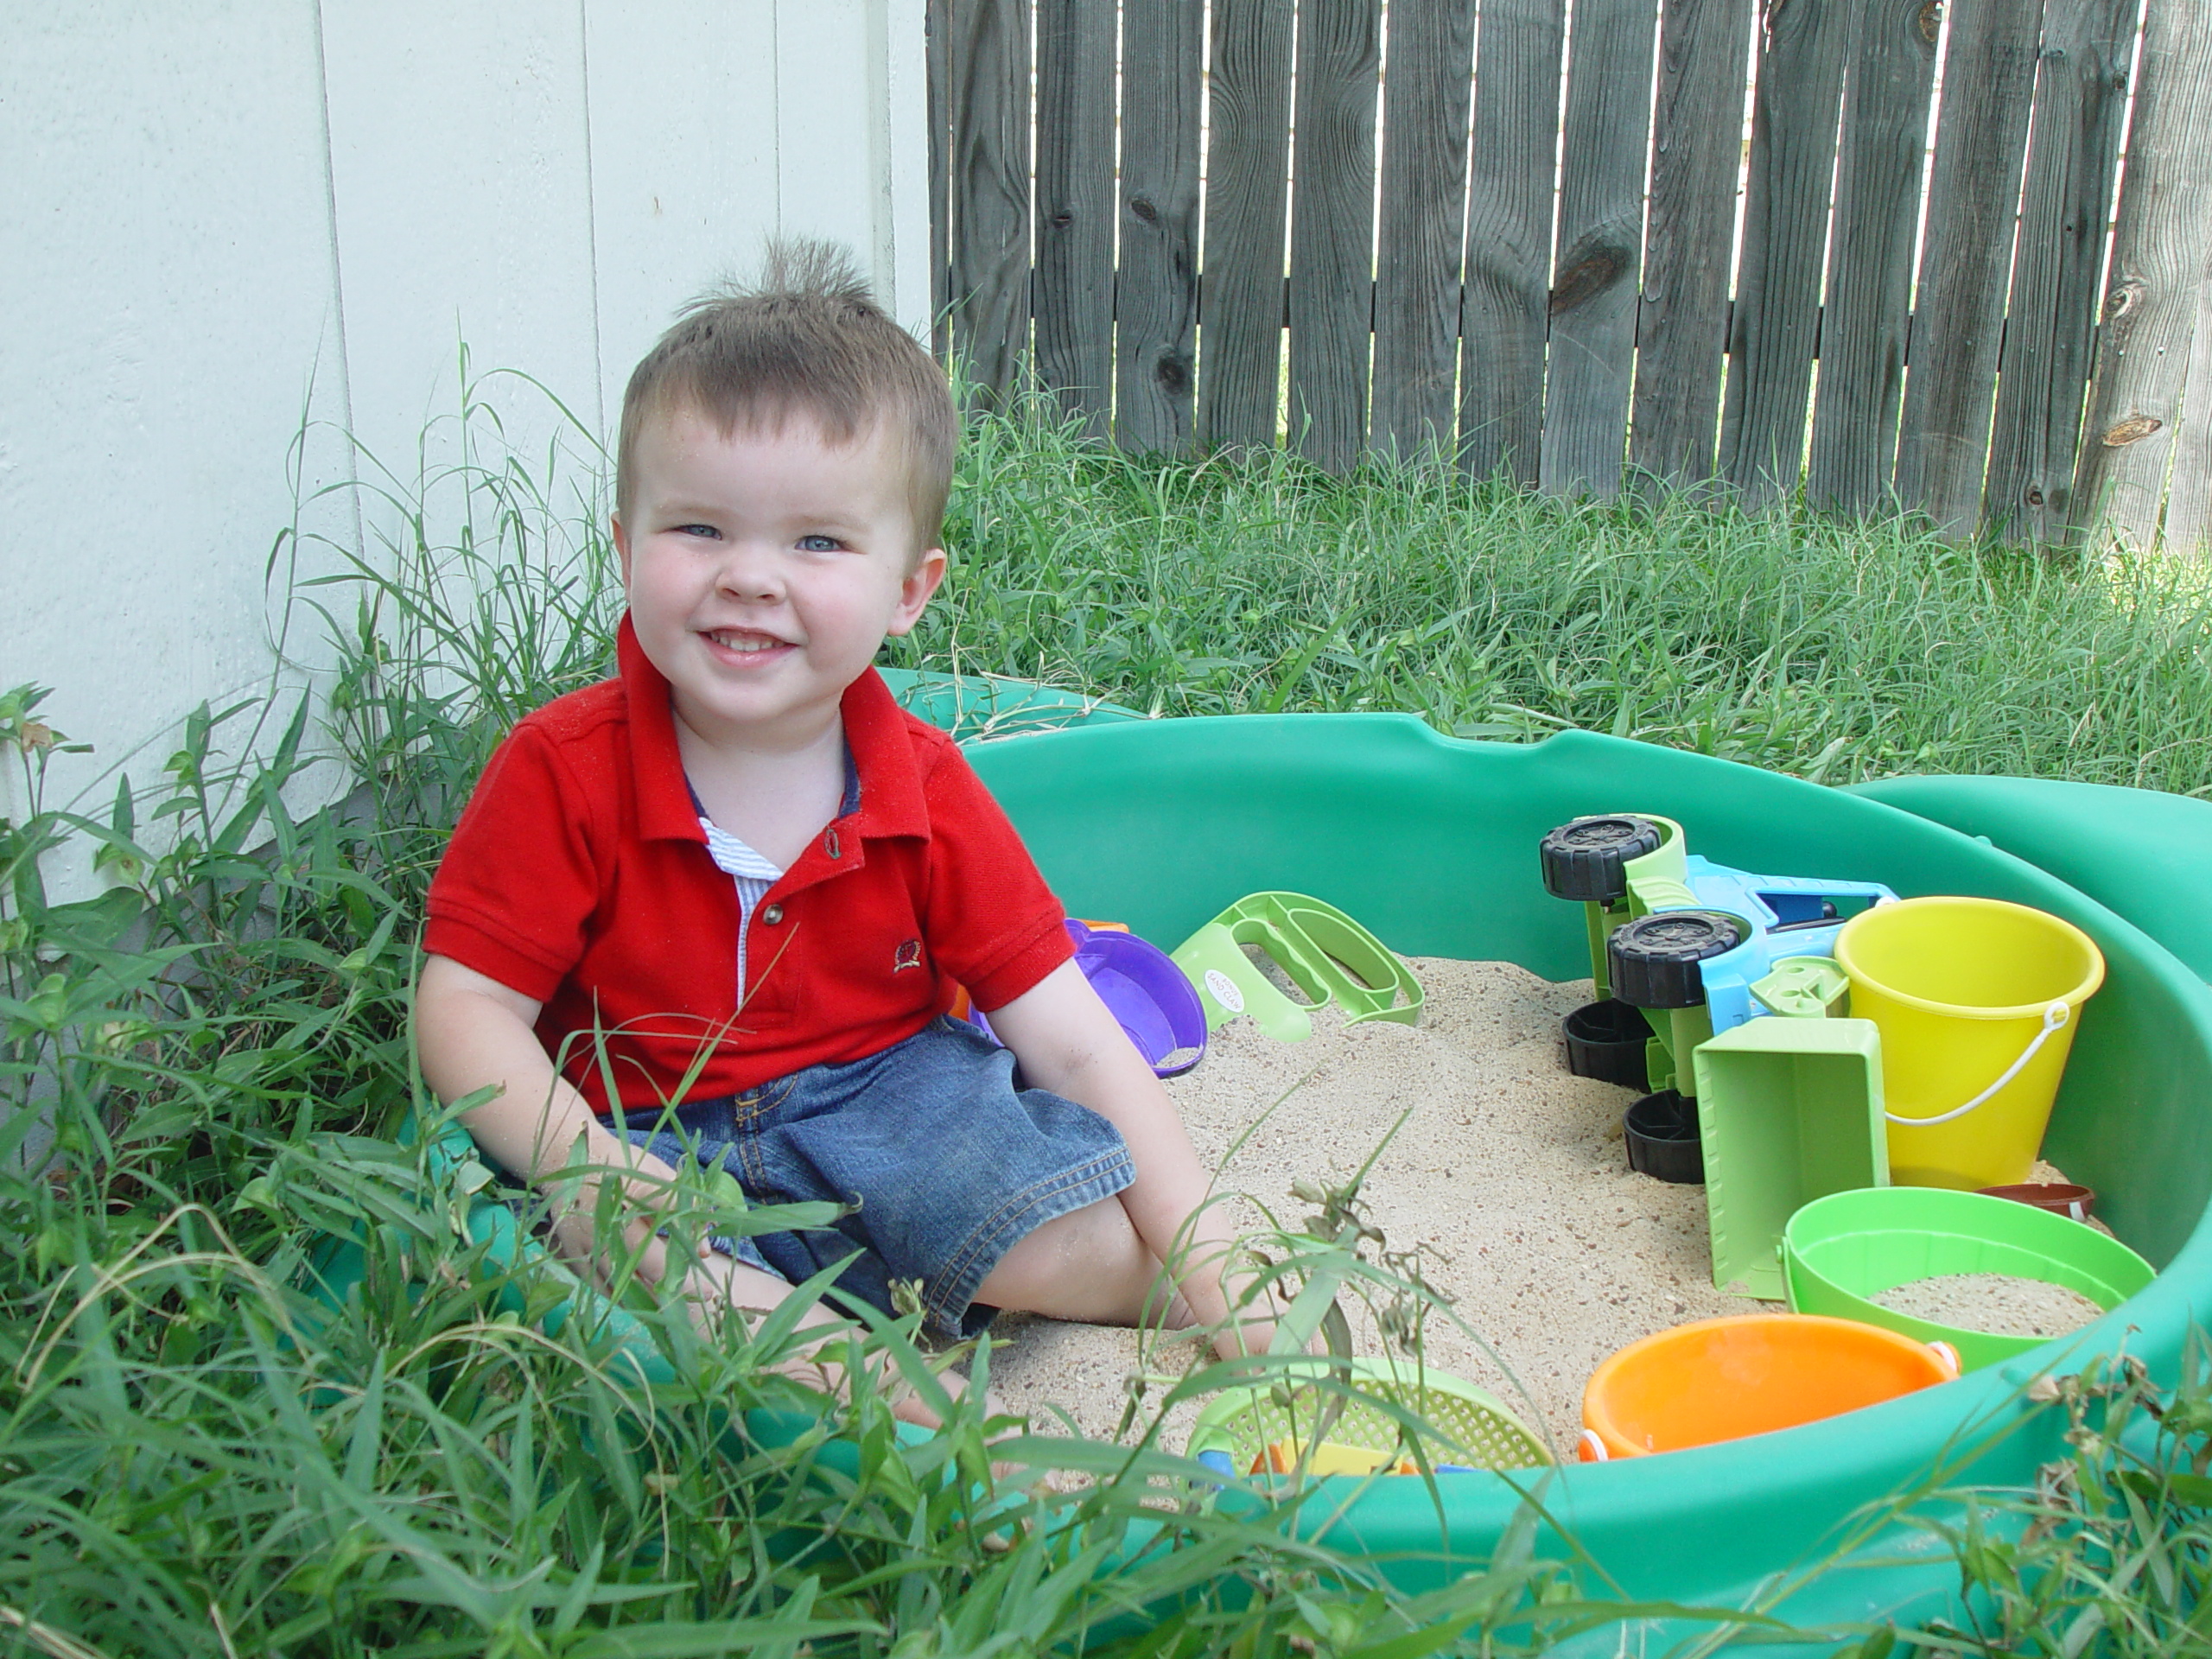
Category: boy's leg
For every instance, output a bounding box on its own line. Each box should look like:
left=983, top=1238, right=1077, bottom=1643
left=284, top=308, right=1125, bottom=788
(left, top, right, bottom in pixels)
left=743, top=1020, right=1286, bottom=1346
left=549, top=1168, right=976, bottom=1432
left=973, top=1194, right=1196, bottom=1327
left=574, top=1098, right=972, bottom=1428
left=978, top=1195, right=1288, bottom=1355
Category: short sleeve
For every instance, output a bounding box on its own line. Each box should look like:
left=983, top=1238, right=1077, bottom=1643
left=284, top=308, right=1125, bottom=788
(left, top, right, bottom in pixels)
left=423, top=721, right=603, bottom=1003
left=915, top=741, right=1073, bottom=1011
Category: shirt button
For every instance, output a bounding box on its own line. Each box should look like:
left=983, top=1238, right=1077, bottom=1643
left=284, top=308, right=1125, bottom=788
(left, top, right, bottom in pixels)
left=761, top=904, right=785, bottom=925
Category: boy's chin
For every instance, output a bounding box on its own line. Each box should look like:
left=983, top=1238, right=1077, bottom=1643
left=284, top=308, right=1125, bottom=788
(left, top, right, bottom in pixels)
left=673, top=683, right=854, bottom=746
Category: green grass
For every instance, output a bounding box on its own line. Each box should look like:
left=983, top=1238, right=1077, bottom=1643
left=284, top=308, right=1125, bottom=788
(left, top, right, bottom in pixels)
left=3, top=372, right=2211, bottom=1655
left=908, top=399, right=2212, bottom=795
left=1868, top=1350, right=2212, bottom=1656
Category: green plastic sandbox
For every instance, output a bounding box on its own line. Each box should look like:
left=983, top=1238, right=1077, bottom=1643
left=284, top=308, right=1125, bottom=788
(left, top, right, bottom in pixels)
left=315, top=677, right=2212, bottom=1648
left=949, top=709, right=2212, bottom=1648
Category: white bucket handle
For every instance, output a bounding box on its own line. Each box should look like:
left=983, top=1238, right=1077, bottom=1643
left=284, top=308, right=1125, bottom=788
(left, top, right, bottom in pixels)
left=1929, top=1339, right=1961, bottom=1379
left=1884, top=1001, right=2070, bottom=1128
left=1580, top=1428, right=1610, bottom=1462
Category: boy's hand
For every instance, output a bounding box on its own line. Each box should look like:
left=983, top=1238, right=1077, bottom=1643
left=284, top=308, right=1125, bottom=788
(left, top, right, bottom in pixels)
left=545, top=1182, right=720, bottom=1294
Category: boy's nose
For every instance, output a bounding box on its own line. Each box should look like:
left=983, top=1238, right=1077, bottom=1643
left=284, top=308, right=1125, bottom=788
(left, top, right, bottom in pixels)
left=714, top=543, right=785, bottom=601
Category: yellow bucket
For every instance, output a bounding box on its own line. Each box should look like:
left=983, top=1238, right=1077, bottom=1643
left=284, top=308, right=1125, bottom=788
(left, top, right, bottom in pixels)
left=1834, top=897, right=2104, bottom=1190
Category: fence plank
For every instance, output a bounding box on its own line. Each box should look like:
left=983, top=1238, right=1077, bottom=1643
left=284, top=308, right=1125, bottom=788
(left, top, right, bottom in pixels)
left=1719, top=0, right=1853, bottom=504
left=945, top=0, right=1033, bottom=406
left=1033, top=1, right=1116, bottom=437
left=1288, top=0, right=1382, bottom=471
left=2162, top=241, right=2212, bottom=550
left=1893, top=0, right=2043, bottom=532
left=1116, top=0, right=1203, bottom=454
left=1981, top=0, right=2137, bottom=543
left=1459, top=0, right=1565, bottom=483
left=1631, top=0, right=1758, bottom=488
left=1371, top=0, right=1478, bottom=461
left=926, top=0, right=950, bottom=357
left=2075, top=0, right=2212, bottom=549
left=1807, top=0, right=1940, bottom=514
left=1541, top=0, right=1658, bottom=498
left=1198, top=0, right=1295, bottom=448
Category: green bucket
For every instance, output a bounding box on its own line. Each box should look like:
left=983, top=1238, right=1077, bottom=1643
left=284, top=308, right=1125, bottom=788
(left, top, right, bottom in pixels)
left=1782, top=1185, right=2154, bottom=1371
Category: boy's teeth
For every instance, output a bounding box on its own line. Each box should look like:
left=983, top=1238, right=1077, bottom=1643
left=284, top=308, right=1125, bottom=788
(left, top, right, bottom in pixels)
left=713, top=631, right=780, bottom=652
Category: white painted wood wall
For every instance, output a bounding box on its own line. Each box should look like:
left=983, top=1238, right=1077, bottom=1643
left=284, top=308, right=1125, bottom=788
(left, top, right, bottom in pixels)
left=1, top=1, right=928, bottom=891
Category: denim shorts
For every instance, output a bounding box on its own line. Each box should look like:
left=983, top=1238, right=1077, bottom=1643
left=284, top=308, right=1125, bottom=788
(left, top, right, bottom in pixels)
left=609, top=1016, right=1135, bottom=1337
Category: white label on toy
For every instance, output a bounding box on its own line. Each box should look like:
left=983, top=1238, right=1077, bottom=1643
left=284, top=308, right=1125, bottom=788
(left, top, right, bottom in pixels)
left=1204, top=969, right=1244, bottom=1012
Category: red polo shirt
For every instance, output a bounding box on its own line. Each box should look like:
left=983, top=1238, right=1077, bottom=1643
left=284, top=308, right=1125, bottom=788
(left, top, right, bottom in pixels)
left=423, top=616, right=1074, bottom=1114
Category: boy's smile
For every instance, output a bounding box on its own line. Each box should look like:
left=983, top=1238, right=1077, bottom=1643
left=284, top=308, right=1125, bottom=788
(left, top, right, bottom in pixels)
left=614, top=405, right=947, bottom=755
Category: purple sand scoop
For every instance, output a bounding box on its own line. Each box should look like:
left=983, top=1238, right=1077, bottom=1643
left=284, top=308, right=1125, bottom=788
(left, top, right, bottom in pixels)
left=970, top=920, right=1209, bottom=1077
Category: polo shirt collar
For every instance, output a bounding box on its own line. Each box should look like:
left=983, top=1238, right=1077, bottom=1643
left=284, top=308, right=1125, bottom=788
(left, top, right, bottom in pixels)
left=837, top=659, right=930, bottom=839
left=617, top=613, right=931, bottom=844
left=619, top=616, right=705, bottom=844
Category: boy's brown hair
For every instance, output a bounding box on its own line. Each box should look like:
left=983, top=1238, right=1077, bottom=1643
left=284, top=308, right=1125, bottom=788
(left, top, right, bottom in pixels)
left=615, top=240, right=955, bottom=557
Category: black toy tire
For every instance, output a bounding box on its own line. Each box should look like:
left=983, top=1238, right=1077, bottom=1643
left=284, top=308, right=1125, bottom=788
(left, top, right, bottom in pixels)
left=1562, top=999, right=1652, bottom=1087
left=1624, top=1090, right=1704, bottom=1183
left=1538, top=815, right=1664, bottom=903
left=1607, top=909, right=1745, bottom=1009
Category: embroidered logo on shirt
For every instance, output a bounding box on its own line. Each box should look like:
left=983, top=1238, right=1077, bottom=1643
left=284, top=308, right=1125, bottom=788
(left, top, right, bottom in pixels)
left=893, top=939, right=924, bottom=973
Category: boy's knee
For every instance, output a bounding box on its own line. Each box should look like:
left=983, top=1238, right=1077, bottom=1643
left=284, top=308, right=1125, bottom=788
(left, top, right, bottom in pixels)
left=1020, top=1198, right=1143, bottom=1268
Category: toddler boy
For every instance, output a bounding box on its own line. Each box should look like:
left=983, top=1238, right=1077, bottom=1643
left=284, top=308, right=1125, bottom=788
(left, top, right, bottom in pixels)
left=414, top=244, right=1251, bottom=1391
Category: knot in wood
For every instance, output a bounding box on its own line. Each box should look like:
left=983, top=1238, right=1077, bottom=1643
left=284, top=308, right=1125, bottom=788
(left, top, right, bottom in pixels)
left=1155, top=353, right=1192, bottom=396
left=1917, top=1, right=1942, bottom=43
left=1049, top=210, right=1074, bottom=230
left=1548, top=243, right=1630, bottom=317
left=2104, top=278, right=2145, bottom=322
left=1128, top=196, right=1160, bottom=224
left=2101, top=414, right=2161, bottom=447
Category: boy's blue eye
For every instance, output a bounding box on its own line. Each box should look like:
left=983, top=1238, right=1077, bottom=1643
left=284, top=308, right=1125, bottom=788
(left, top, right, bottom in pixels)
left=675, top=523, right=721, bottom=540
left=798, top=534, right=844, bottom=553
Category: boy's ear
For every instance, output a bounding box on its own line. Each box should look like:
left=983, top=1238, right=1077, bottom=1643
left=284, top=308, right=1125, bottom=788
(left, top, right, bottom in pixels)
left=611, top=514, right=632, bottom=582
left=887, top=547, right=949, bottom=637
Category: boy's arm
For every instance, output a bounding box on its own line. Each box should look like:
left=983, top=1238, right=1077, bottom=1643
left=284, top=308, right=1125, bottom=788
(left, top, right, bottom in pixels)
left=982, top=960, right=1247, bottom=1338
left=415, top=952, right=677, bottom=1231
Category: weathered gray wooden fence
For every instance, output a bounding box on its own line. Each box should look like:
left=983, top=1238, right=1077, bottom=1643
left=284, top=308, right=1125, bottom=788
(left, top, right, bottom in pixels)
left=927, top=0, right=2212, bottom=551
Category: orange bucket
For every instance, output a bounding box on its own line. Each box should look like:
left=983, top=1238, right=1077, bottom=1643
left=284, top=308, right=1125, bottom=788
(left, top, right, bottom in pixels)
left=1579, top=1314, right=1960, bottom=1460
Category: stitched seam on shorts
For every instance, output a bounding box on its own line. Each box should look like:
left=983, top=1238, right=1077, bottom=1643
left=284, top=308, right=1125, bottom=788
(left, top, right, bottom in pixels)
left=925, top=1144, right=1136, bottom=1328
left=731, top=1075, right=794, bottom=1125
left=732, top=1077, right=793, bottom=1192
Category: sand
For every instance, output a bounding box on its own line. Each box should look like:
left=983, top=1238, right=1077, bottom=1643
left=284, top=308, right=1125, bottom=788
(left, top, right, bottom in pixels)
left=986, top=957, right=1767, bottom=1458
left=1872, top=1273, right=2106, bottom=1338
left=982, top=964, right=2114, bottom=1458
